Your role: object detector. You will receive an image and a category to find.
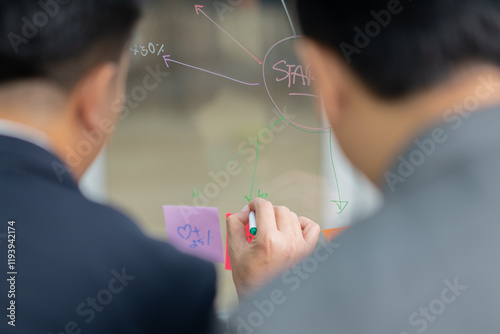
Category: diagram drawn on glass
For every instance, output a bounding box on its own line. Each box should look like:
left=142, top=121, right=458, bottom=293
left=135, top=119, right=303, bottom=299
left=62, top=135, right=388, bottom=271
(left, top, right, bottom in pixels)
left=161, top=0, right=348, bottom=214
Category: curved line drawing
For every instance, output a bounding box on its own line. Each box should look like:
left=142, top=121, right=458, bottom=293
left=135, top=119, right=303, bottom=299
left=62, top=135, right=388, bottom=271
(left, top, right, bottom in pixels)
left=262, top=36, right=330, bottom=132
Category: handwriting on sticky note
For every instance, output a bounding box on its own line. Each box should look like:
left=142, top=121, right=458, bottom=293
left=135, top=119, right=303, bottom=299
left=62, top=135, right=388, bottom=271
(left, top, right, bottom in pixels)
left=177, top=224, right=212, bottom=249
left=163, top=206, right=224, bottom=263
left=225, top=213, right=254, bottom=270
left=322, top=227, right=348, bottom=242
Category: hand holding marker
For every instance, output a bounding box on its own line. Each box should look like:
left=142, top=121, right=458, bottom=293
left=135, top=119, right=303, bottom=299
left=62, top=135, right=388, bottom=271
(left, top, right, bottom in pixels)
left=227, top=200, right=321, bottom=298
left=249, top=211, right=257, bottom=236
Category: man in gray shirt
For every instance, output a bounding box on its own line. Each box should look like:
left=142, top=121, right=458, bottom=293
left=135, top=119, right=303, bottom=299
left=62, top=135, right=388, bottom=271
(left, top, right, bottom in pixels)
left=227, top=0, right=500, bottom=332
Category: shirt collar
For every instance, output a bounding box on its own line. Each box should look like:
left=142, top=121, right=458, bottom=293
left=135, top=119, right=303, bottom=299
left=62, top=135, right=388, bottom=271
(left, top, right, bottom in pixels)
left=0, top=118, right=54, bottom=154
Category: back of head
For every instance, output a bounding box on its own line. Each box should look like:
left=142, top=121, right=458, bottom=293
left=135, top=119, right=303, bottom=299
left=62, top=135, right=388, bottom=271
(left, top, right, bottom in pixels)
left=297, top=0, right=500, bottom=98
left=0, top=0, right=142, bottom=90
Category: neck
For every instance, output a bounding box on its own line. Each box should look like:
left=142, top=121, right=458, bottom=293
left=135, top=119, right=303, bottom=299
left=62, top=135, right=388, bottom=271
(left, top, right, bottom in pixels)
left=0, top=82, right=85, bottom=181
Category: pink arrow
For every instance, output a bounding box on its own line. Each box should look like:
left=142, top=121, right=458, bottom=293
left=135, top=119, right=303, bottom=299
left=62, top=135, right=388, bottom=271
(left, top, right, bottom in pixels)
left=194, top=5, right=262, bottom=65
left=163, top=55, right=260, bottom=86
left=195, top=5, right=204, bottom=15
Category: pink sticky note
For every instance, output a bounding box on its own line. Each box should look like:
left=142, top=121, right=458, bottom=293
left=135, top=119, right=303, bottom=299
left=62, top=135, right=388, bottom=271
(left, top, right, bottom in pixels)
left=163, top=206, right=224, bottom=263
left=225, top=213, right=254, bottom=270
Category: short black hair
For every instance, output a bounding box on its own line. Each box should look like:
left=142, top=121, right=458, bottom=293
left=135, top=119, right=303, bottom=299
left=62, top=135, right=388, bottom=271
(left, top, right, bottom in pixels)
left=297, top=0, right=500, bottom=98
left=0, top=0, right=142, bottom=89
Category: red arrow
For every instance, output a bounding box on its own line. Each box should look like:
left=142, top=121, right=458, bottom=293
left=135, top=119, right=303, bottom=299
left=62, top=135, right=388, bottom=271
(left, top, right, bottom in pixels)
left=194, top=5, right=262, bottom=65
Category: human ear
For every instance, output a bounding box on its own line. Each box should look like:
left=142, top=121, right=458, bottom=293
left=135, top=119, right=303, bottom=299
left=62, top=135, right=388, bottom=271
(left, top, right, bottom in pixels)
left=297, top=39, right=346, bottom=126
left=73, top=62, right=119, bottom=133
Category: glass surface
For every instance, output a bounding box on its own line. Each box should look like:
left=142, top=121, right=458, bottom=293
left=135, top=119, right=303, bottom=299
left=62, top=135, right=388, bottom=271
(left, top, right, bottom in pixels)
left=106, top=0, right=380, bottom=312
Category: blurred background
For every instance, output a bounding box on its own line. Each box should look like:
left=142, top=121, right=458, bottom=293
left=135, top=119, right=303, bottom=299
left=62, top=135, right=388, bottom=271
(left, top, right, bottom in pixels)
left=80, top=0, right=382, bottom=313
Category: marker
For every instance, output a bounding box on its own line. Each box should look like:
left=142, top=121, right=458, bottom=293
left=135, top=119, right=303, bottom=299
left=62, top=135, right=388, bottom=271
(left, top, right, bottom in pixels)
left=249, top=211, right=257, bottom=235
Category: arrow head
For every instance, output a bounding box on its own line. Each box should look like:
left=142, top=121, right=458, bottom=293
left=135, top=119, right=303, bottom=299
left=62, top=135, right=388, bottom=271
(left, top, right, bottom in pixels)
left=331, top=201, right=349, bottom=214
left=195, top=5, right=204, bottom=15
left=163, top=55, right=171, bottom=68
left=244, top=195, right=252, bottom=203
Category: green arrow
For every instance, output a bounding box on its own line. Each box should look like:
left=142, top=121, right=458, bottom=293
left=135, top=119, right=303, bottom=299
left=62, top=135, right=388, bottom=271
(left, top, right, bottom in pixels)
left=194, top=116, right=284, bottom=198
left=329, top=128, right=349, bottom=214
left=245, top=141, right=260, bottom=203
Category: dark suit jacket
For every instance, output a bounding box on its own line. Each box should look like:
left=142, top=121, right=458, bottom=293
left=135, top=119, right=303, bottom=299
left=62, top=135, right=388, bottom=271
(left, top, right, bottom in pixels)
left=0, top=136, right=216, bottom=333
left=229, top=107, right=500, bottom=333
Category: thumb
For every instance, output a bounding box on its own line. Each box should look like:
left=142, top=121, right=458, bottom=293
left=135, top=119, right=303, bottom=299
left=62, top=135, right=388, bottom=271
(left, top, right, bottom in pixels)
left=227, top=205, right=251, bottom=250
left=299, top=216, right=321, bottom=246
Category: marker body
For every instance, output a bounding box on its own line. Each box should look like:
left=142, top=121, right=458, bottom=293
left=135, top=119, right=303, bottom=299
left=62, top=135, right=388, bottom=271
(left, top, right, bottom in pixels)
left=249, top=211, right=257, bottom=235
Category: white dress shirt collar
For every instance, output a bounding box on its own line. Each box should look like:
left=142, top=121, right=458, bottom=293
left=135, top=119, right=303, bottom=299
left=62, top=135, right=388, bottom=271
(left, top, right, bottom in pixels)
left=0, top=118, right=54, bottom=154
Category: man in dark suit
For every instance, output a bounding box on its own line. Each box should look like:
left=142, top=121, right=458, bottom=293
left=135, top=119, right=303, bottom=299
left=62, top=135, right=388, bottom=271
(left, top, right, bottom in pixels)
left=0, top=0, right=321, bottom=332
left=0, top=1, right=222, bottom=332
left=227, top=0, right=500, bottom=332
